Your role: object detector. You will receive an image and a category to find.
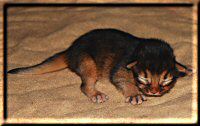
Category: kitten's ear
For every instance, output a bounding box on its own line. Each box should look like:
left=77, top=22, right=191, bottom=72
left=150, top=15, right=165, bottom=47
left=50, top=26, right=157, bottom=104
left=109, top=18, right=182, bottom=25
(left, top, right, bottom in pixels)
left=175, top=61, right=193, bottom=76
left=126, top=61, right=137, bottom=69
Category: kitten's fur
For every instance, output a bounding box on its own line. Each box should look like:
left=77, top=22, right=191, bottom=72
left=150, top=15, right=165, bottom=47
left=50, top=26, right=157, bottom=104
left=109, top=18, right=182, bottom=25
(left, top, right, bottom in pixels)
left=8, top=29, right=192, bottom=105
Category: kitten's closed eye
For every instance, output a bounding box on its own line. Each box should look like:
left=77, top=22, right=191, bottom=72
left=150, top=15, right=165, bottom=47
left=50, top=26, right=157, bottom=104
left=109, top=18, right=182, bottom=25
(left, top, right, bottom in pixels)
left=162, top=73, right=173, bottom=86
left=162, top=78, right=173, bottom=86
left=137, top=76, right=149, bottom=84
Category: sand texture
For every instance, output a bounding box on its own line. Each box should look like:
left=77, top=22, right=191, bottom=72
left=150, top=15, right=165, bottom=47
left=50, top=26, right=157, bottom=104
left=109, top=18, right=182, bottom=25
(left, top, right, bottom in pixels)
left=6, top=6, right=196, bottom=122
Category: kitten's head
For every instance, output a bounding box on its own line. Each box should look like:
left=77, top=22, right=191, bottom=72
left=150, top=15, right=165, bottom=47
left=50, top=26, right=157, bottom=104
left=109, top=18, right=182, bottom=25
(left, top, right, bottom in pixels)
left=127, top=39, right=192, bottom=96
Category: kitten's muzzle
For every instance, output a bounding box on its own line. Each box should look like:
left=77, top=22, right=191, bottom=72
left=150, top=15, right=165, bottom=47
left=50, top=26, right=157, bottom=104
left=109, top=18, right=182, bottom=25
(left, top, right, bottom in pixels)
left=146, top=90, right=161, bottom=96
left=138, top=83, right=163, bottom=96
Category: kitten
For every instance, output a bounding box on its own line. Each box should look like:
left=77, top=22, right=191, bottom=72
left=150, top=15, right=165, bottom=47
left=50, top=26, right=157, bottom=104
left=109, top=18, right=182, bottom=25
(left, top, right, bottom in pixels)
left=8, top=28, right=193, bottom=105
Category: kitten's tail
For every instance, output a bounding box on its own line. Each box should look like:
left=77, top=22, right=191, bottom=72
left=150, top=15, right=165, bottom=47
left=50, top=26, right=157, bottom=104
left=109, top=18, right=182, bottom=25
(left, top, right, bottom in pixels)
left=8, top=51, right=68, bottom=75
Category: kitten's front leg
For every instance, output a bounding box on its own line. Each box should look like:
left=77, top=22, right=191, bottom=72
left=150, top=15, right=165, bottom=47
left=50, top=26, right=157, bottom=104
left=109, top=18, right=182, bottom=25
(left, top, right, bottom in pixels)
left=123, top=83, right=147, bottom=105
left=111, top=68, right=147, bottom=105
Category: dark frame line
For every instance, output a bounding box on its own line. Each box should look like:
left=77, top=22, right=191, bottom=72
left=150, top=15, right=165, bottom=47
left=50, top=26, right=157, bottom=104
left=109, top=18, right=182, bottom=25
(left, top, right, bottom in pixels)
left=3, top=2, right=194, bottom=122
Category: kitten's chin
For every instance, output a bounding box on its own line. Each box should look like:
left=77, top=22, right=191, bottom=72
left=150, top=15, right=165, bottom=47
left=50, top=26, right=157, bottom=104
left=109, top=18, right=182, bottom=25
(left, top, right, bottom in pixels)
left=145, top=92, right=162, bottom=96
left=138, top=88, right=163, bottom=97
left=138, top=85, right=172, bottom=97
left=141, top=89, right=169, bottom=97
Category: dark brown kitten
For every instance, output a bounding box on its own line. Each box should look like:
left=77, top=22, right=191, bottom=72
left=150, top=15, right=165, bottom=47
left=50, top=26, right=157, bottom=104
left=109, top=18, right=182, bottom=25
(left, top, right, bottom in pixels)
left=8, top=28, right=193, bottom=105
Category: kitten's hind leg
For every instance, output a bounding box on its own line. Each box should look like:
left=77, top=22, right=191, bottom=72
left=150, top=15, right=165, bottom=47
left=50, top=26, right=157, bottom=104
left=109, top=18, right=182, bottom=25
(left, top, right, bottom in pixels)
left=175, top=61, right=194, bottom=77
left=79, top=55, right=108, bottom=103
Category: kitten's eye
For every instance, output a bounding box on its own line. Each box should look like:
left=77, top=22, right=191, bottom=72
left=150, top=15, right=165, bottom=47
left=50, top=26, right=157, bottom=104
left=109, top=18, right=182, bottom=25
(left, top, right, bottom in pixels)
left=162, top=78, right=172, bottom=86
left=137, top=76, right=148, bottom=84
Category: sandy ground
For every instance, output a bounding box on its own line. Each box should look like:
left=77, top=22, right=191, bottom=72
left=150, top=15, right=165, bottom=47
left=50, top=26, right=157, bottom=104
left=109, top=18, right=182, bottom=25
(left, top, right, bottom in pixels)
left=6, top=6, right=196, bottom=122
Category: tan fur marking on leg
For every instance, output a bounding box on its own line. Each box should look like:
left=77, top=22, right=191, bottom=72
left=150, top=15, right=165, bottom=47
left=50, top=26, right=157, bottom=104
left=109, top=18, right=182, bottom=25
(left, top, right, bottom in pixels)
left=122, top=83, right=140, bottom=97
left=112, top=67, right=140, bottom=97
left=79, top=56, right=98, bottom=97
left=103, top=58, right=114, bottom=77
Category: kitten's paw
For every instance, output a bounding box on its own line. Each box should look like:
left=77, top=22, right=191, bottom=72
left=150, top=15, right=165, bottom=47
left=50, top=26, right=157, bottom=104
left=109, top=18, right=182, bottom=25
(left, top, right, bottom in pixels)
left=90, top=92, right=109, bottom=103
left=125, top=94, right=147, bottom=105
